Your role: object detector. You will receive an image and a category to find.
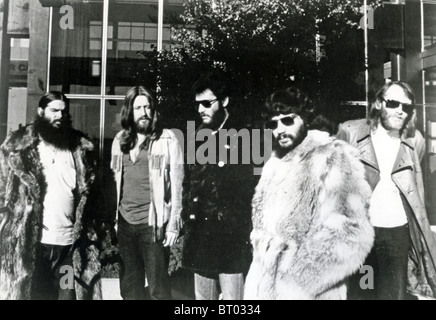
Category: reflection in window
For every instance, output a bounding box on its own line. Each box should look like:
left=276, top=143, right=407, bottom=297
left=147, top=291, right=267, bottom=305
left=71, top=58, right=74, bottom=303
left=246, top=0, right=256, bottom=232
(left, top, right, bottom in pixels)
left=10, top=38, right=29, bottom=87
left=50, top=2, right=104, bottom=94
left=425, top=67, right=436, bottom=104
left=117, top=22, right=158, bottom=52
left=89, top=21, right=113, bottom=51
left=424, top=3, right=436, bottom=49
left=69, top=100, right=101, bottom=142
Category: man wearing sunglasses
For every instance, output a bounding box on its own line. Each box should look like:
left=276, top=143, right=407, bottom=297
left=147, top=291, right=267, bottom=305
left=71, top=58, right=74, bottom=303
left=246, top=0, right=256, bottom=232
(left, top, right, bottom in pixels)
left=244, top=87, right=374, bottom=299
left=337, top=81, right=436, bottom=300
left=181, top=71, right=254, bottom=300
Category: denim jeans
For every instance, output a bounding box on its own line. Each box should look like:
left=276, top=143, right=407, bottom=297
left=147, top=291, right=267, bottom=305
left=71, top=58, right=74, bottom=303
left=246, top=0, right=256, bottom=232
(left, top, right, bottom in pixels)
left=31, top=243, right=76, bottom=300
left=194, top=272, right=244, bottom=300
left=348, top=224, right=410, bottom=300
left=118, top=215, right=171, bottom=300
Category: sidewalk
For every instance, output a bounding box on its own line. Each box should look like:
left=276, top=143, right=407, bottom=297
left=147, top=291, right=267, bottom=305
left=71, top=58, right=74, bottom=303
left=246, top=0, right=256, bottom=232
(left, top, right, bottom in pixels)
left=101, top=232, right=436, bottom=300
left=100, top=270, right=195, bottom=300
left=101, top=278, right=122, bottom=300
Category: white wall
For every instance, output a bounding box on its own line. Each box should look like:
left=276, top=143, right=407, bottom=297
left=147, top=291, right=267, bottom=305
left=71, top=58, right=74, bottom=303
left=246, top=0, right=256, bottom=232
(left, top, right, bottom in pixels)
left=7, top=87, right=27, bottom=133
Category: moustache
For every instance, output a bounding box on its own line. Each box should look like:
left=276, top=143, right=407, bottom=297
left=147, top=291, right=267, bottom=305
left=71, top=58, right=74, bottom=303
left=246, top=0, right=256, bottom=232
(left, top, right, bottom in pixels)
left=278, top=134, right=293, bottom=139
left=137, top=116, right=152, bottom=122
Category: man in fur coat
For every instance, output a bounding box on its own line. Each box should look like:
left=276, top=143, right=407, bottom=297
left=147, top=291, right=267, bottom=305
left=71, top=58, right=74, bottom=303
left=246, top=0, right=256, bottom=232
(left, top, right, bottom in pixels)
left=244, top=87, right=374, bottom=300
left=0, top=91, right=101, bottom=300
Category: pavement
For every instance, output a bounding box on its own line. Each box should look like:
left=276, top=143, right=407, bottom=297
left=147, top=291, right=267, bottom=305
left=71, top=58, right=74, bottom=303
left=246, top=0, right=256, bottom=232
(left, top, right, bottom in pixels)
left=101, top=278, right=122, bottom=300
left=100, top=271, right=195, bottom=300
left=101, top=231, right=436, bottom=300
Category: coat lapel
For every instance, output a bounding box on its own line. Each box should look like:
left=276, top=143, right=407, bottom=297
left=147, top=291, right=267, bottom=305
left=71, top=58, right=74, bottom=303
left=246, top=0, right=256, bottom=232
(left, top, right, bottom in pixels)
left=3, top=125, right=44, bottom=203
left=391, top=139, right=415, bottom=175
left=356, top=126, right=379, bottom=172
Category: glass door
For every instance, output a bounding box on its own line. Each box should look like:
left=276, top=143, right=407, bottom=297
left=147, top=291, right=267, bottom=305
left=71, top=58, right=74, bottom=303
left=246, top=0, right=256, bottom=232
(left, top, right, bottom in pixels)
left=424, top=66, right=436, bottom=224
left=46, top=0, right=185, bottom=220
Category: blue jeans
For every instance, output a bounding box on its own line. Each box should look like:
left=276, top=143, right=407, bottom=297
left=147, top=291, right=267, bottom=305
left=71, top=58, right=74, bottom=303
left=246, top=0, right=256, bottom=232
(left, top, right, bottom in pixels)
left=118, top=215, right=171, bottom=300
left=194, top=272, right=244, bottom=300
left=31, top=243, right=76, bottom=300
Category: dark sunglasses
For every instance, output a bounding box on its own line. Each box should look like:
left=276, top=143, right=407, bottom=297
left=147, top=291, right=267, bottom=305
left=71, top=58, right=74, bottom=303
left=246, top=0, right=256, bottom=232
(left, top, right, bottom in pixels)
left=195, top=98, right=219, bottom=110
left=383, top=99, right=415, bottom=114
left=265, top=114, right=298, bottom=130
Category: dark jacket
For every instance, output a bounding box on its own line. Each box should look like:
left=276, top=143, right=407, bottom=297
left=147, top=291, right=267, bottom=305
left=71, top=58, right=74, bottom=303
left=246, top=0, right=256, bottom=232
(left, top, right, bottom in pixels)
left=181, top=116, right=255, bottom=276
left=0, top=124, right=102, bottom=300
left=337, top=119, right=436, bottom=299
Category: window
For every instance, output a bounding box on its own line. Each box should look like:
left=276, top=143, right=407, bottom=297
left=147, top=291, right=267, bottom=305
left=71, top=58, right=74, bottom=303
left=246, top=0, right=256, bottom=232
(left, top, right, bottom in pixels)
left=47, top=0, right=185, bottom=172
left=424, top=1, right=436, bottom=49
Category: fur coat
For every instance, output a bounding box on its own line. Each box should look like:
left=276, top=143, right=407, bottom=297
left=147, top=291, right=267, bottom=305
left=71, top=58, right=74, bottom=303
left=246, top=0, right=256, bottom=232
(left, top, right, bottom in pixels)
left=0, top=124, right=102, bottom=300
left=244, top=130, right=374, bottom=300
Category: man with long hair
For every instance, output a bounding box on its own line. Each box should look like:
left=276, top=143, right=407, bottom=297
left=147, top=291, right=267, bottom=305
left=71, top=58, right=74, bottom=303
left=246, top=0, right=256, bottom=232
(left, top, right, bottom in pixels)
left=243, top=87, right=373, bottom=300
left=337, top=81, right=436, bottom=300
left=0, top=91, right=101, bottom=300
left=111, top=86, right=184, bottom=300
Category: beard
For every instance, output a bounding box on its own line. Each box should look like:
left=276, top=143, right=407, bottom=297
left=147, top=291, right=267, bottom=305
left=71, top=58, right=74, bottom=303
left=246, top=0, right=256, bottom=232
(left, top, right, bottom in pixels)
left=274, top=125, right=307, bottom=159
left=34, top=115, right=74, bottom=150
left=199, top=105, right=226, bottom=130
left=380, top=108, right=408, bottom=132
left=135, top=116, right=152, bottom=134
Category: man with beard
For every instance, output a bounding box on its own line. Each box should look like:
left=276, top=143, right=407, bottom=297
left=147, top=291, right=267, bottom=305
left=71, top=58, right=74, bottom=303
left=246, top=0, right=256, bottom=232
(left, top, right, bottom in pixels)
left=111, top=86, right=184, bottom=300
left=243, top=87, right=374, bottom=300
left=337, top=81, right=436, bottom=300
left=0, top=91, right=101, bottom=300
left=181, top=70, right=255, bottom=300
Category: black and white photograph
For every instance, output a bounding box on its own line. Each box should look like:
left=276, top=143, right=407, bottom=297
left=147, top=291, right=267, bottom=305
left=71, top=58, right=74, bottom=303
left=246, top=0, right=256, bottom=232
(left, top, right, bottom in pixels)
left=0, top=0, right=435, bottom=307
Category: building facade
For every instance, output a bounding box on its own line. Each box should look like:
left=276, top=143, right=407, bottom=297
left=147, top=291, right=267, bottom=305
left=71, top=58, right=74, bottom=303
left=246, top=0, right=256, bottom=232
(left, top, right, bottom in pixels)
left=0, top=0, right=186, bottom=224
left=0, top=0, right=435, bottom=223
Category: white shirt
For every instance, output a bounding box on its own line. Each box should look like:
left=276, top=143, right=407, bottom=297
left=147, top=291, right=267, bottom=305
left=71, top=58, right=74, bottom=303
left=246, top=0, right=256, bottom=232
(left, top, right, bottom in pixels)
left=38, top=140, right=76, bottom=245
left=369, top=126, right=408, bottom=227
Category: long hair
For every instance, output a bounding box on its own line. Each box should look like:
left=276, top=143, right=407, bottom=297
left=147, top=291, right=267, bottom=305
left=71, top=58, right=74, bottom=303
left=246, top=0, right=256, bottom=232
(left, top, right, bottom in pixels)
left=368, top=81, right=417, bottom=138
left=34, top=91, right=75, bottom=149
left=39, top=91, right=70, bottom=110
left=37, top=91, right=72, bottom=125
left=119, top=86, right=162, bottom=153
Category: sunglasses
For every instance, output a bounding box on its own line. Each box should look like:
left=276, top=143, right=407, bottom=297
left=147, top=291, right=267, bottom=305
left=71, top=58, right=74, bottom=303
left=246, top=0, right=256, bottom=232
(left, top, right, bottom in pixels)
left=383, top=99, right=415, bottom=114
left=265, top=114, right=298, bottom=130
left=195, top=98, right=219, bottom=110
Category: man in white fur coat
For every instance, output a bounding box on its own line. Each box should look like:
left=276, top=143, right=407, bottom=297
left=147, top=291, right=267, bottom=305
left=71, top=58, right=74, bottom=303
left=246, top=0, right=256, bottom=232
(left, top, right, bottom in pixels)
left=244, top=87, right=374, bottom=300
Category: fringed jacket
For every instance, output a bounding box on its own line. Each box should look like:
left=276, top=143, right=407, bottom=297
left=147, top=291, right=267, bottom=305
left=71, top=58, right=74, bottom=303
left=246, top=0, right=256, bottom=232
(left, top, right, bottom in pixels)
left=244, top=130, right=374, bottom=300
left=0, top=124, right=102, bottom=300
left=111, top=129, right=184, bottom=240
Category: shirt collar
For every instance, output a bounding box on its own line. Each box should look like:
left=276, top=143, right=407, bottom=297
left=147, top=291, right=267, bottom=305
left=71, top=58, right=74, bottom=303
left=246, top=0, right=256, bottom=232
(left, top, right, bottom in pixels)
left=212, top=110, right=230, bottom=135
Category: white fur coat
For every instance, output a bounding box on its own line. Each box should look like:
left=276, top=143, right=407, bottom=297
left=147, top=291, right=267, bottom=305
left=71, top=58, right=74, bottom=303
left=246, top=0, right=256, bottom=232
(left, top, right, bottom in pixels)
left=244, top=130, right=374, bottom=300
